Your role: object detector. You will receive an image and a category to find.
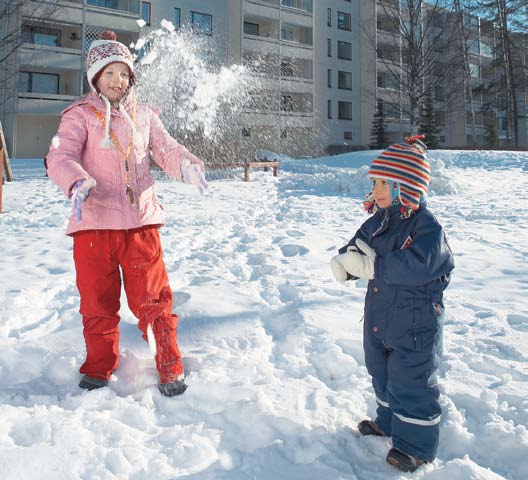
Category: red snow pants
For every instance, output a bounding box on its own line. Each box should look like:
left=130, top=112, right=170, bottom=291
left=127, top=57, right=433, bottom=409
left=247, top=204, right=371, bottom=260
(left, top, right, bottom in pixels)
left=73, top=226, right=183, bottom=383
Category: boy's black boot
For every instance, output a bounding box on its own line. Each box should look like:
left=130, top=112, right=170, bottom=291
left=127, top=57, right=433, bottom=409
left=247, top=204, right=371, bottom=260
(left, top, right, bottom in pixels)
left=158, top=379, right=187, bottom=397
left=386, top=448, right=425, bottom=472
left=357, top=420, right=386, bottom=437
left=79, top=375, right=108, bottom=391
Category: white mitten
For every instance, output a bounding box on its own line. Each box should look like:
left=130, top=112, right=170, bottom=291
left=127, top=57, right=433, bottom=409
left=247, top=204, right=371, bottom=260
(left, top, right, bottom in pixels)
left=340, top=238, right=376, bottom=280
left=181, top=159, right=208, bottom=194
left=331, top=255, right=348, bottom=283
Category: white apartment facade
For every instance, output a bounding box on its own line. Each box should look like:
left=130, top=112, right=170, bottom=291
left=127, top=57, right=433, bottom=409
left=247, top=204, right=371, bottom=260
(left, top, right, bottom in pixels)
left=1, top=0, right=525, bottom=158
left=0, top=0, right=373, bottom=158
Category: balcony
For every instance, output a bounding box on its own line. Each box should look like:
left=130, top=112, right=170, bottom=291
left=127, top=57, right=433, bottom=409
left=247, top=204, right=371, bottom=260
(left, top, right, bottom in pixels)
left=18, top=93, right=79, bottom=115
left=19, top=44, right=82, bottom=71
left=281, top=92, right=312, bottom=114
left=281, top=23, right=312, bottom=47
left=244, top=16, right=279, bottom=40
left=281, top=0, right=312, bottom=13
left=86, top=0, right=139, bottom=15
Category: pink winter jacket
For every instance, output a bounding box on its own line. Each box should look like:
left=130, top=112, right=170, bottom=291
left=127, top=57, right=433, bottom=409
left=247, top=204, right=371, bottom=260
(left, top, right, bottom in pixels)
left=46, top=91, right=201, bottom=235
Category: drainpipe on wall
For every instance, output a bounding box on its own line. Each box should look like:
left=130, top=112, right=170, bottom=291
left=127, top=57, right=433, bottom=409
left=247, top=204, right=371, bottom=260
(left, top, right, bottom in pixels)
left=79, top=1, right=86, bottom=97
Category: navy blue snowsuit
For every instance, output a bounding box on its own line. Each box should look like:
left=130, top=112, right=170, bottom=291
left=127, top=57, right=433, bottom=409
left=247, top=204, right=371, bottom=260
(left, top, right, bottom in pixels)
left=341, top=203, right=454, bottom=461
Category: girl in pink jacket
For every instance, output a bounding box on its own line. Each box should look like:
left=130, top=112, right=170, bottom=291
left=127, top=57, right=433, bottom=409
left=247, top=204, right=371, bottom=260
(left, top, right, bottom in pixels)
left=46, top=31, right=206, bottom=397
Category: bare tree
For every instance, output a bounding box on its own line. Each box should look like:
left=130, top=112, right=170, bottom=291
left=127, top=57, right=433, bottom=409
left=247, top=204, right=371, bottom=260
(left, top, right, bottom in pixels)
left=452, top=0, right=480, bottom=145
left=477, top=0, right=527, bottom=145
left=0, top=0, right=61, bottom=112
left=372, top=0, right=460, bottom=134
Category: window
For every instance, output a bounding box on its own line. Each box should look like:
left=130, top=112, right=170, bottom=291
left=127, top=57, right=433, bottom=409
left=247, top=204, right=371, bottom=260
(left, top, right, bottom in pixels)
left=327, top=38, right=332, bottom=57
left=469, top=63, right=480, bottom=78
left=338, top=71, right=352, bottom=90
left=141, top=2, right=151, bottom=26
left=192, top=11, right=212, bottom=35
left=337, top=41, right=352, bottom=60
left=174, top=8, right=181, bottom=29
left=87, top=0, right=118, bottom=8
left=21, top=25, right=60, bottom=47
left=280, top=129, right=287, bottom=139
left=434, top=85, right=444, bottom=101
left=338, top=101, right=352, bottom=120
left=337, top=11, right=351, bottom=31
left=242, top=128, right=251, bottom=137
left=377, top=72, right=399, bottom=90
left=327, top=100, right=332, bottom=119
left=19, top=71, right=59, bottom=94
left=327, top=8, right=332, bottom=27
left=344, top=132, right=353, bottom=140
left=244, top=22, right=259, bottom=36
left=327, top=69, right=332, bottom=88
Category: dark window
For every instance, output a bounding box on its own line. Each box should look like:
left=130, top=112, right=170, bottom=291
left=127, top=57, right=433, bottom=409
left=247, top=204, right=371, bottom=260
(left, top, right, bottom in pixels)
left=327, top=38, right=332, bottom=57
left=337, top=41, right=352, bottom=60
left=192, top=11, right=212, bottom=35
left=280, top=129, right=287, bottom=139
left=338, top=71, right=352, bottom=90
left=242, top=128, right=251, bottom=137
left=281, top=95, right=294, bottom=112
left=344, top=132, right=353, bottom=140
left=174, top=8, right=181, bottom=29
left=327, top=69, right=332, bottom=88
left=19, top=71, right=60, bottom=94
left=141, top=2, right=151, bottom=26
left=21, top=25, right=60, bottom=47
left=327, top=100, right=332, bottom=119
left=244, top=22, right=259, bottom=36
left=435, top=85, right=444, bottom=101
left=281, top=61, right=294, bottom=77
left=327, top=8, right=332, bottom=27
left=338, top=101, right=352, bottom=120
left=337, top=12, right=351, bottom=31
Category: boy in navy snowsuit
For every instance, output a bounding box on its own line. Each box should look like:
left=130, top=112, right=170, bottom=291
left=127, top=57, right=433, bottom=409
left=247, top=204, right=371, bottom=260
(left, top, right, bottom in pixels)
left=331, top=135, right=454, bottom=472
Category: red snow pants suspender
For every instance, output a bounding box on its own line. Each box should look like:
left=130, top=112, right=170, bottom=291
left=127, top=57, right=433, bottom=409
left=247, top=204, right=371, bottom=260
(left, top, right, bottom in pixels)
left=73, top=227, right=183, bottom=383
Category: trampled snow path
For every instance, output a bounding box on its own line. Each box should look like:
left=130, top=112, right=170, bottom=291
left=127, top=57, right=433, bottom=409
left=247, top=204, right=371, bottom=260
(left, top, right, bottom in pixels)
left=0, top=154, right=527, bottom=479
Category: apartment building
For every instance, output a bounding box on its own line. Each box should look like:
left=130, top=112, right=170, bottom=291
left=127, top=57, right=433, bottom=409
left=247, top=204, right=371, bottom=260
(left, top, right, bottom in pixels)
left=1, top=0, right=318, bottom=158
left=1, top=0, right=526, bottom=158
left=313, top=1, right=375, bottom=153
left=0, top=0, right=141, bottom=158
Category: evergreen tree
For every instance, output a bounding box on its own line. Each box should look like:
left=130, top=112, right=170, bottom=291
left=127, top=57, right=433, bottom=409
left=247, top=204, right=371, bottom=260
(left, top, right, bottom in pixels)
left=418, top=90, right=441, bottom=149
left=483, top=110, right=498, bottom=148
left=370, top=101, right=389, bottom=149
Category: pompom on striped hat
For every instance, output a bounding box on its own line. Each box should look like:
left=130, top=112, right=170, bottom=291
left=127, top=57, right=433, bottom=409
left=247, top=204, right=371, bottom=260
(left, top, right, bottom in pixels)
left=368, top=134, right=430, bottom=211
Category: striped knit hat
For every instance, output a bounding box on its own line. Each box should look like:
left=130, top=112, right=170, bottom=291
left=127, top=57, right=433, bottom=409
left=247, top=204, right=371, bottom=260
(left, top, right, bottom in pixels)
left=368, top=135, right=430, bottom=210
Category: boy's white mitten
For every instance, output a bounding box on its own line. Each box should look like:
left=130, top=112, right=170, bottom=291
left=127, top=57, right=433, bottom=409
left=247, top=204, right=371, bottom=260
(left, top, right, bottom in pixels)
left=340, top=238, right=376, bottom=280
left=181, top=159, right=209, bottom=194
left=71, top=177, right=96, bottom=223
left=331, top=255, right=348, bottom=283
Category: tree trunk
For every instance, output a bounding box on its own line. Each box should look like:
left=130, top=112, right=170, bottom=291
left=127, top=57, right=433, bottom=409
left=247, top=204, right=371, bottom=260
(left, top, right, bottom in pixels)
left=496, top=0, right=519, bottom=145
left=453, top=0, right=477, bottom=145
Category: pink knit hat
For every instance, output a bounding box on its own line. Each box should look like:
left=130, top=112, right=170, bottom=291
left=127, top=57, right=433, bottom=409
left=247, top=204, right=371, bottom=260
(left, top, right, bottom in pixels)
left=86, top=30, right=135, bottom=92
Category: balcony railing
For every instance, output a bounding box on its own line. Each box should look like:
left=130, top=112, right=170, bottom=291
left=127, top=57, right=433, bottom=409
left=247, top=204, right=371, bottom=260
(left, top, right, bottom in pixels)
left=86, top=0, right=139, bottom=15
left=281, top=0, right=312, bottom=13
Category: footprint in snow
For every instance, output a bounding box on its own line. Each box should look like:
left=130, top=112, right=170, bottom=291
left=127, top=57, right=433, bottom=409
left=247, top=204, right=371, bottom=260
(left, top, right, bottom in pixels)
left=280, top=244, right=309, bottom=257
left=507, top=314, right=528, bottom=332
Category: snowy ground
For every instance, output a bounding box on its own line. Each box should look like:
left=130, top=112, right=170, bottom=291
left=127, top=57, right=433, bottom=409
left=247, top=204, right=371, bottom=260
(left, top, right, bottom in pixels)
left=0, top=150, right=527, bottom=480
